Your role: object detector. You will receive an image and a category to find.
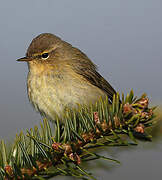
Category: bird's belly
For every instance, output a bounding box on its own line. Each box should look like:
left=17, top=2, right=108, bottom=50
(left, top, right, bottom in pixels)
left=27, top=74, right=64, bottom=120
left=27, top=73, right=106, bottom=121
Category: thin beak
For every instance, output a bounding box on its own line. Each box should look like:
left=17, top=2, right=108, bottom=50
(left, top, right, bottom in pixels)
left=17, top=57, right=32, bottom=62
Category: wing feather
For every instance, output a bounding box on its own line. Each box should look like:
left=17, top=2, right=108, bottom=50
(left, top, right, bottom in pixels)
left=69, top=48, right=116, bottom=102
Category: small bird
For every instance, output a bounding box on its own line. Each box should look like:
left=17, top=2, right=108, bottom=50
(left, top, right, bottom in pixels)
left=17, top=33, right=117, bottom=122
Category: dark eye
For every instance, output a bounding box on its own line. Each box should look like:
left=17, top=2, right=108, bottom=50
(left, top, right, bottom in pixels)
left=41, top=53, right=49, bottom=59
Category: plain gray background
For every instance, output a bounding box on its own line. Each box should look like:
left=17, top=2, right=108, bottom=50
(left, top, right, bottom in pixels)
left=0, top=0, right=162, bottom=179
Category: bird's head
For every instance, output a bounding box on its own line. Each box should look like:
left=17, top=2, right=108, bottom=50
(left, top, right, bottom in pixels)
left=17, top=33, right=73, bottom=65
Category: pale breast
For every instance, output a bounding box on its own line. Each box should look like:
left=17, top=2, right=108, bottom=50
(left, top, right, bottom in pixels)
left=27, top=68, right=106, bottom=121
left=27, top=72, right=64, bottom=121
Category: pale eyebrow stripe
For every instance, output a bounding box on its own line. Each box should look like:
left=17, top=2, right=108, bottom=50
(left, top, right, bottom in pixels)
left=32, top=45, right=59, bottom=57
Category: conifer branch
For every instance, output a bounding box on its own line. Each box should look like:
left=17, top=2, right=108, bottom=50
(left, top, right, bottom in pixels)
left=0, top=90, right=156, bottom=179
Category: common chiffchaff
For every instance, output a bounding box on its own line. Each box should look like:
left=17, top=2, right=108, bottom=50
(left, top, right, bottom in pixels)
left=17, top=33, right=117, bottom=121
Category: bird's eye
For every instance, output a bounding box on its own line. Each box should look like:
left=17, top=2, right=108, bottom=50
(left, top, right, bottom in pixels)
left=41, top=53, right=49, bottom=59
